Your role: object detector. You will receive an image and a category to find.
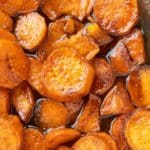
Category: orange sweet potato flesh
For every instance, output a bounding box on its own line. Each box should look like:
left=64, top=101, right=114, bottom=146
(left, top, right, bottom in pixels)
left=11, top=82, right=35, bottom=123
left=57, top=145, right=73, bottom=150
left=93, top=0, right=139, bottom=36
left=0, top=10, right=13, bottom=31
left=34, top=99, right=68, bottom=129
left=73, top=94, right=101, bottom=133
left=0, top=88, right=10, bottom=116
left=110, top=114, right=130, bottom=150
left=41, top=0, right=94, bottom=21
left=0, top=115, right=23, bottom=150
left=23, top=128, right=46, bottom=150
left=0, top=39, right=29, bottom=89
left=100, top=79, right=134, bottom=116
left=125, top=109, right=150, bottom=150
left=41, top=48, right=95, bottom=102
left=91, top=58, right=115, bottom=95
left=126, top=65, right=150, bottom=107
left=45, top=128, right=81, bottom=149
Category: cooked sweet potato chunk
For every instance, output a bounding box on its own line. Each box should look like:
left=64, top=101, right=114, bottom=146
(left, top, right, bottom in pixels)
left=0, top=115, right=23, bottom=150
left=0, top=39, right=29, bottom=89
left=110, top=114, right=130, bottom=150
left=57, top=145, right=73, bottom=150
left=100, top=79, right=134, bottom=116
left=23, top=128, right=46, bottom=150
left=41, top=48, right=95, bottom=102
left=11, top=82, right=35, bottom=122
left=41, top=0, right=94, bottom=20
left=0, top=0, right=24, bottom=16
left=127, top=65, right=150, bottom=107
left=34, top=99, right=68, bottom=129
left=91, top=58, right=115, bottom=95
left=0, top=88, right=10, bottom=116
left=73, top=94, right=101, bottom=133
left=0, top=10, right=13, bottom=31
left=125, top=109, right=150, bottom=150
left=45, top=128, right=81, bottom=149
left=15, top=12, right=47, bottom=51
left=93, top=0, right=139, bottom=35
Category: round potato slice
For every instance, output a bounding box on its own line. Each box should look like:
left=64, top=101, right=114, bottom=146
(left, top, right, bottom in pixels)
left=93, top=0, right=139, bottom=36
left=0, top=39, right=29, bottom=89
left=125, top=109, right=150, bottom=150
left=34, top=99, right=68, bottom=129
left=15, top=12, right=47, bottom=51
left=41, top=48, right=95, bottom=102
left=0, top=115, right=23, bottom=150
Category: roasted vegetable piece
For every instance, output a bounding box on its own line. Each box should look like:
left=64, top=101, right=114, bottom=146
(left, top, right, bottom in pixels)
left=41, top=0, right=94, bottom=20
left=125, top=109, right=150, bottom=150
left=41, top=48, right=95, bottom=102
left=34, top=99, right=68, bottom=129
left=0, top=39, right=29, bottom=89
left=57, top=145, right=73, bottom=150
left=11, top=82, right=35, bottom=122
left=0, top=0, right=24, bottom=16
left=45, top=128, right=81, bottom=149
left=110, top=114, right=130, bottom=150
left=0, top=10, right=13, bottom=31
left=93, top=0, right=139, bottom=35
left=23, top=128, right=46, bottom=150
left=0, top=88, right=9, bottom=116
left=0, top=115, right=23, bottom=150
left=100, top=79, right=134, bottom=116
left=73, top=94, right=101, bottom=133
left=15, top=12, right=47, bottom=51
left=91, top=58, right=115, bottom=95
left=126, top=65, right=150, bottom=107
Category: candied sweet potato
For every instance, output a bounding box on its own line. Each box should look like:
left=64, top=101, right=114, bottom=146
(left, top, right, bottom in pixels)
left=100, top=79, right=134, bottom=116
left=0, top=39, right=29, bottom=89
left=11, top=82, right=35, bottom=122
left=41, top=0, right=94, bottom=21
left=34, top=99, right=68, bottom=129
left=126, top=65, right=150, bottom=107
left=0, top=115, right=23, bottom=150
left=41, top=48, right=95, bottom=102
left=91, top=58, right=115, bottom=95
left=73, top=94, right=101, bottom=133
left=0, top=10, right=13, bottom=31
left=93, top=0, right=139, bottom=35
left=125, top=109, right=150, bottom=150
left=0, top=88, right=10, bottom=116
left=57, top=145, right=73, bottom=150
left=15, top=12, right=47, bottom=51
left=23, top=128, right=46, bottom=150
left=45, top=128, right=81, bottom=149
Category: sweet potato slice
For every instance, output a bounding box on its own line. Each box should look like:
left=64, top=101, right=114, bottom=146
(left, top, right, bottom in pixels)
left=41, top=0, right=94, bottom=20
left=110, top=114, right=130, bottom=150
left=64, top=99, right=84, bottom=125
left=41, top=48, right=95, bottom=102
left=91, top=58, right=115, bottom=95
left=73, top=94, right=101, bottom=133
left=15, top=12, right=47, bottom=51
left=45, top=128, right=81, bottom=149
left=100, top=79, right=134, bottom=116
left=125, top=109, right=150, bottom=150
left=0, top=10, right=13, bottom=31
left=0, top=88, right=10, bottom=116
left=0, top=39, right=29, bottom=89
left=126, top=65, right=150, bottom=107
left=93, top=0, right=139, bottom=35
left=23, top=128, right=46, bottom=150
left=11, top=82, right=35, bottom=122
left=57, top=145, right=73, bottom=150
left=0, top=115, right=23, bottom=150
left=34, top=99, right=68, bottom=129
left=0, top=0, right=24, bottom=16
left=83, top=23, right=113, bottom=46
